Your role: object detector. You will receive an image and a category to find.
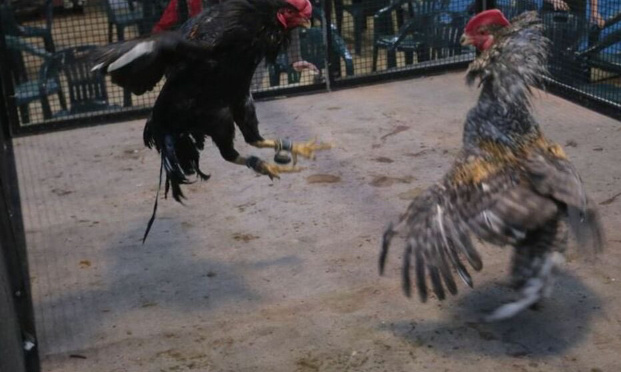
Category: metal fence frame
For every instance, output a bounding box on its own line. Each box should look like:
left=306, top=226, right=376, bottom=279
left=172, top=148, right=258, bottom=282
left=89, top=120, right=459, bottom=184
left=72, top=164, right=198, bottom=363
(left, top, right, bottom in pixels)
left=0, top=72, right=39, bottom=372
left=0, top=0, right=618, bottom=370
left=545, top=77, right=621, bottom=122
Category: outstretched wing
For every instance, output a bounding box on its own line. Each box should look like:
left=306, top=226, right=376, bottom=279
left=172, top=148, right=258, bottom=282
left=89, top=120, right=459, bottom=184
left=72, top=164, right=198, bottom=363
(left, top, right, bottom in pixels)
left=379, top=147, right=602, bottom=302
left=90, top=32, right=215, bottom=95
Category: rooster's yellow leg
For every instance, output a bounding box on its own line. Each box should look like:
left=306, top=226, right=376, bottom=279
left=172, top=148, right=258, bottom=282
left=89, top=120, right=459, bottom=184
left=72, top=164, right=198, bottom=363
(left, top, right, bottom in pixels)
left=250, top=139, right=332, bottom=165
left=232, top=155, right=303, bottom=180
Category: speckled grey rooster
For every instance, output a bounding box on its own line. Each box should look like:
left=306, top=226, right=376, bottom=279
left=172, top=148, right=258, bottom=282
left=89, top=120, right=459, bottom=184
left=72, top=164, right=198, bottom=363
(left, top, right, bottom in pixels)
left=379, top=10, right=604, bottom=321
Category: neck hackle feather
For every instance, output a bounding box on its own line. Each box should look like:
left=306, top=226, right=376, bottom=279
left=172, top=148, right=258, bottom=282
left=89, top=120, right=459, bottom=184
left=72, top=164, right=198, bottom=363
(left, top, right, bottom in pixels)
left=466, top=11, right=550, bottom=110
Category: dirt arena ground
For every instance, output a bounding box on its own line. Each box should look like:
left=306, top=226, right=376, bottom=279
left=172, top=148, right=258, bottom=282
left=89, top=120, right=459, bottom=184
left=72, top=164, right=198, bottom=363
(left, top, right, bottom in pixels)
left=14, top=71, right=621, bottom=371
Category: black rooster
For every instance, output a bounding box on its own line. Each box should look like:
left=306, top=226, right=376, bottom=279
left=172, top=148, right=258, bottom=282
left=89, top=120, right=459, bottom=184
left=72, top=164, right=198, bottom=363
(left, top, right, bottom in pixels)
left=380, top=10, right=604, bottom=321
left=91, top=0, right=330, bottom=241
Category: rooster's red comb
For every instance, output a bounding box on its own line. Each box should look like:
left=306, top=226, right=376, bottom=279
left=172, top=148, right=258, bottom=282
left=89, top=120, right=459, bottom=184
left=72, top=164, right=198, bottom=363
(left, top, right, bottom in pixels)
left=285, top=0, right=312, bottom=18
left=465, top=9, right=510, bottom=34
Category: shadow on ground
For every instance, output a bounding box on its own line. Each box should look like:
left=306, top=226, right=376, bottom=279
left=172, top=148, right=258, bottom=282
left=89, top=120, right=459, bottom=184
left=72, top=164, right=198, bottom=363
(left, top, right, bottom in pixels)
left=383, top=272, right=601, bottom=358
left=36, top=221, right=288, bottom=351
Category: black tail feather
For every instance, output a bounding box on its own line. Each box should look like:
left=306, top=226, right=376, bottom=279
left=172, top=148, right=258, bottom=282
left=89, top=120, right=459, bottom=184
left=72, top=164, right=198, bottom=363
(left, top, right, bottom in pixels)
left=165, top=174, right=187, bottom=203
left=142, top=130, right=212, bottom=241
left=175, top=134, right=211, bottom=182
left=162, top=135, right=192, bottom=202
left=143, top=160, right=164, bottom=244
left=196, top=169, right=211, bottom=181
left=160, top=134, right=211, bottom=202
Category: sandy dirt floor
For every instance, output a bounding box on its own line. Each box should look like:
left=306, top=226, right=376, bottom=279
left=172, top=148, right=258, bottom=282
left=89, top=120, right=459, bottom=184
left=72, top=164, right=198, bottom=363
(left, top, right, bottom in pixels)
left=13, top=71, right=621, bottom=372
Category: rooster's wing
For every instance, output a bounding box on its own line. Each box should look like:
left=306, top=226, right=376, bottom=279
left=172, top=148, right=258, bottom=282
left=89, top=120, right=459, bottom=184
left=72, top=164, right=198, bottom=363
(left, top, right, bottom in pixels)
left=380, top=147, right=603, bottom=301
left=90, top=31, right=216, bottom=95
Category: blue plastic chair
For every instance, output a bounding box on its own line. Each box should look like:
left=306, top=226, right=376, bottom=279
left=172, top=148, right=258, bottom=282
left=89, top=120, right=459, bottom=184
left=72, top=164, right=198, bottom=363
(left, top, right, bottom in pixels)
left=268, top=26, right=355, bottom=86
left=372, top=0, right=449, bottom=71
left=0, top=1, right=55, bottom=52
left=4, top=36, right=67, bottom=123
left=103, top=0, right=145, bottom=42
left=57, top=45, right=122, bottom=114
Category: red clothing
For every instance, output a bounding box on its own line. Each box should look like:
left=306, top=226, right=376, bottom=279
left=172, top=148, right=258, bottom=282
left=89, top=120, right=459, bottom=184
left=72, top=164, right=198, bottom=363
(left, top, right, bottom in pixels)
left=152, top=0, right=203, bottom=33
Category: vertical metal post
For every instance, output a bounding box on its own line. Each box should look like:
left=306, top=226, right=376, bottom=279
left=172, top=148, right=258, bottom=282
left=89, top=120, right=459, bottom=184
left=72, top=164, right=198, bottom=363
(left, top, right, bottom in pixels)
left=0, top=241, right=27, bottom=372
left=474, top=0, right=484, bottom=13
left=474, top=0, right=497, bottom=13
left=0, top=7, right=40, bottom=369
left=0, top=1, right=22, bottom=134
left=322, top=0, right=335, bottom=90
left=0, top=78, right=41, bottom=372
left=481, top=0, right=497, bottom=11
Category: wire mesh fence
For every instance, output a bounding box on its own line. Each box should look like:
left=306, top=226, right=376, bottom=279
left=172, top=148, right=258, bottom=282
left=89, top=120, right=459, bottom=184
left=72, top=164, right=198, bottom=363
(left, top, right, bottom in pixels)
left=0, top=1, right=619, bottom=371
left=328, top=0, right=474, bottom=80
left=0, top=0, right=476, bottom=133
left=0, top=0, right=618, bottom=130
left=540, top=0, right=621, bottom=106
left=0, top=0, right=189, bottom=130
left=1, top=0, right=617, bottom=133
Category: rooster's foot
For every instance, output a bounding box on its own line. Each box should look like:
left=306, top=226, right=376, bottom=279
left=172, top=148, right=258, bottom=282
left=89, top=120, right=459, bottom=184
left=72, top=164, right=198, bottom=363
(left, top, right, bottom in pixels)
left=246, top=156, right=303, bottom=180
left=250, top=138, right=332, bottom=165
left=290, top=138, right=332, bottom=164
left=483, top=252, right=563, bottom=322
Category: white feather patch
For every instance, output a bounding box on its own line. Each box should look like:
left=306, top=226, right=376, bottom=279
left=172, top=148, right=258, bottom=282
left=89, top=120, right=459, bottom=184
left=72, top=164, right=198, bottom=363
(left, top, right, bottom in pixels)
left=90, top=62, right=105, bottom=72
left=484, top=278, right=543, bottom=322
left=485, top=251, right=564, bottom=322
left=482, top=210, right=526, bottom=240
left=108, top=41, right=155, bottom=72
left=435, top=205, right=448, bottom=246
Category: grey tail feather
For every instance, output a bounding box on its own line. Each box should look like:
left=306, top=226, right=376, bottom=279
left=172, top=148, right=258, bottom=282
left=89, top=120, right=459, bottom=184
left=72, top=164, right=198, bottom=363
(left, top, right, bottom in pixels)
left=437, top=244, right=458, bottom=295
left=429, top=266, right=446, bottom=300
left=379, top=222, right=395, bottom=275
left=402, top=242, right=413, bottom=297
left=568, top=204, right=605, bottom=254
left=143, top=158, right=164, bottom=244
left=415, top=245, right=428, bottom=302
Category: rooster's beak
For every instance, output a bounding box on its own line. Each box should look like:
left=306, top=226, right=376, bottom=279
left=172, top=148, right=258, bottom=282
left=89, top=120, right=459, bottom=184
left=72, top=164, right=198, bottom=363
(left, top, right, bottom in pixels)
left=460, top=34, right=473, bottom=46
left=299, top=17, right=311, bottom=28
